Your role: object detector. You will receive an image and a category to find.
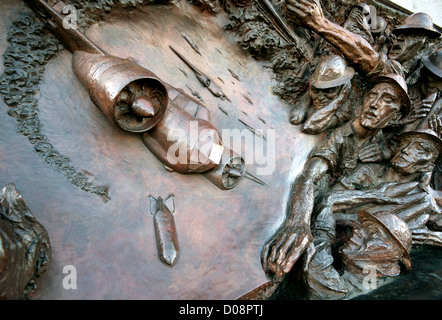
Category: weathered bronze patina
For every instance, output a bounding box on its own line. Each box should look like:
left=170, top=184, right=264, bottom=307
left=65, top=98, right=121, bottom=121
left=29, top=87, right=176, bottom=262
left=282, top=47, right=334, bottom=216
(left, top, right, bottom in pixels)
left=0, top=184, right=51, bottom=299
left=0, top=0, right=441, bottom=300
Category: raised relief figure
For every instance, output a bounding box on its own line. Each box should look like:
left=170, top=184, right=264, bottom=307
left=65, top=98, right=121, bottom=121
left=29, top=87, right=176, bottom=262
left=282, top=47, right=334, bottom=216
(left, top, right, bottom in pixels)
left=283, top=0, right=440, bottom=78
left=391, top=126, right=442, bottom=241
left=388, top=12, right=441, bottom=77
left=274, top=117, right=441, bottom=300
left=303, top=210, right=412, bottom=300
left=290, top=55, right=354, bottom=134
left=263, top=116, right=441, bottom=300
left=343, top=3, right=374, bottom=45
left=312, top=118, right=442, bottom=259
left=262, top=74, right=411, bottom=280
left=403, top=49, right=442, bottom=190
left=401, top=49, right=442, bottom=130
left=301, top=122, right=442, bottom=299
left=343, top=4, right=389, bottom=56
left=0, top=184, right=51, bottom=299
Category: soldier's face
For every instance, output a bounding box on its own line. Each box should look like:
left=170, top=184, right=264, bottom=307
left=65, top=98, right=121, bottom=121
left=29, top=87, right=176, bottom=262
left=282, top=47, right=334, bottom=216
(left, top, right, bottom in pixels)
left=391, top=137, right=439, bottom=174
left=388, top=33, right=426, bottom=63
left=341, top=220, right=390, bottom=255
left=421, top=67, right=442, bottom=95
left=310, top=85, right=341, bottom=108
left=360, top=83, right=402, bottom=130
left=340, top=219, right=402, bottom=274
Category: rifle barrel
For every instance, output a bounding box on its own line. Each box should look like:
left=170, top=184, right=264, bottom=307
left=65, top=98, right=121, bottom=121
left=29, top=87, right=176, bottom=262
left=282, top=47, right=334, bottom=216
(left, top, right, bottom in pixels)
left=24, top=0, right=104, bottom=55
left=258, top=0, right=312, bottom=61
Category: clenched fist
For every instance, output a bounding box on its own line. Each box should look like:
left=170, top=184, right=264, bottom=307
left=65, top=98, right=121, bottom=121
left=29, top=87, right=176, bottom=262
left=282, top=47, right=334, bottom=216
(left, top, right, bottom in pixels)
left=284, top=0, right=326, bottom=28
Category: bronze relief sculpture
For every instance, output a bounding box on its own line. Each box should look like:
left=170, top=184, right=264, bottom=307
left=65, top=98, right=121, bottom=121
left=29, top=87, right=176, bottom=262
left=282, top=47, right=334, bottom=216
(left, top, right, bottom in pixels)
left=0, top=0, right=441, bottom=300
left=289, top=54, right=355, bottom=134
left=303, top=210, right=412, bottom=299
left=261, top=0, right=442, bottom=299
left=149, top=195, right=179, bottom=266
left=0, top=184, right=51, bottom=299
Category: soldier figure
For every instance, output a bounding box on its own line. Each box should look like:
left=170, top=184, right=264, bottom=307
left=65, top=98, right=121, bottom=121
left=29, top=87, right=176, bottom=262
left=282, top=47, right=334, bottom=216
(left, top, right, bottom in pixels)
left=400, top=49, right=442, bottom=129
left=290, top=55, right=355, bottom=134
left=313, top=121, right=442, bottom=255
left=261, top=74, right=411, bottom=279
left=389, top=13, right=441, bottom=76
left=343, top=3, right=374, bottom=45
left=282, top=0, right=440, bottom=78
left=303, top=210, right=412, bottom=300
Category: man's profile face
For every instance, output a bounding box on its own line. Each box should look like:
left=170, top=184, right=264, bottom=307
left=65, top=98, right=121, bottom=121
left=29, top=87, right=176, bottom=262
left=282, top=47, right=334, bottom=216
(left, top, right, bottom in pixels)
left=391, top=137, right=439, bottom=174
left=388, top=33, right=427, bottom=63
left=309, top=85, right=341, bottom=108
left=341, top=220, right=390, bottom=256
left=339, top=219, right=402, bottom=274
left=360, top=83, right=402, bottom=130
left=421, top=67, right=442, bottom=96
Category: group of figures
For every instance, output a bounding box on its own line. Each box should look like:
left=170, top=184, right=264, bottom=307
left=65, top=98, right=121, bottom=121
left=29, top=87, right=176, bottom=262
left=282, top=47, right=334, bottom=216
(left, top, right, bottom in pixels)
left=260, top=0, right=442, bottom=299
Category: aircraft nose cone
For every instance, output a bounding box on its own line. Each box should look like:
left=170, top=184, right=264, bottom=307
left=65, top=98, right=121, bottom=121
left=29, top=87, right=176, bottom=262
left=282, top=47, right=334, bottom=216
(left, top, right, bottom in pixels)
left=132, top=96, right=156, bottom=118
left=227, top=168, right=242, bottom=178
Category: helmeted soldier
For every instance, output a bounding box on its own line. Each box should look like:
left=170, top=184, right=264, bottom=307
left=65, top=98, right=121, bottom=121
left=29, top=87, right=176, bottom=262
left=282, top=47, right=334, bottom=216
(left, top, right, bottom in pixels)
left=392, top=127, right=442, bottom=176
left=389, top=13, right=441, bottom=75
left=414, top=48, right=442, bottom=103
left=399, top=49, right=442, bottom=133
left=262, top=73, right=411, bottom=279
left=290, top=55, right=355, bottom=134
left=303, top=210, right=412, bottom=299
left=282, top=0, right=441, bottom=79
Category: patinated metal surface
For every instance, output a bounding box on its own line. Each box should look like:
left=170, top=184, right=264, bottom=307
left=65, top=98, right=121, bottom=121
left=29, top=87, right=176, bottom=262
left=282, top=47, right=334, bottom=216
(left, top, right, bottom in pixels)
left=0, top=183, right=51, bottom=299
left=0, top=0, right=314, bottom=299
left=1, top=0, right=442, bottom=300
left=149, top=195, right=179, bottom=266
left=260, top=0, right=442, bottom=300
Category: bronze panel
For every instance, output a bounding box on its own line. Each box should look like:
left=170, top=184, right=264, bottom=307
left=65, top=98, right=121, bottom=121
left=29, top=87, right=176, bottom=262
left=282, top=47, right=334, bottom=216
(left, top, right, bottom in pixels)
left=0, top=1, right=318, bottom=299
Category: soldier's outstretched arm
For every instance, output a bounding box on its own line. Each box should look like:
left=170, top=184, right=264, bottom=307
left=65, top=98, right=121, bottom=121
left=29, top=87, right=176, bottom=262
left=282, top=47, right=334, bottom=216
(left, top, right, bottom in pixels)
left=284, top=0, right=380, bottom=74
left=261, top=157, right=329, bottom=279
